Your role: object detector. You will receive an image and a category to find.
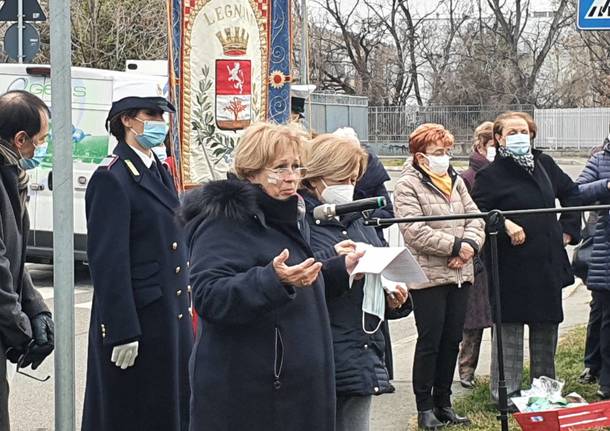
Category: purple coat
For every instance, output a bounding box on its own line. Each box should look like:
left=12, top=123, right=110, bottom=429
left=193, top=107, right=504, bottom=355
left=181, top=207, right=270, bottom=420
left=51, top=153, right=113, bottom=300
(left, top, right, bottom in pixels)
left=460, top=152, right=492, bottom=330
left=461, top=152, right=489, bottom=193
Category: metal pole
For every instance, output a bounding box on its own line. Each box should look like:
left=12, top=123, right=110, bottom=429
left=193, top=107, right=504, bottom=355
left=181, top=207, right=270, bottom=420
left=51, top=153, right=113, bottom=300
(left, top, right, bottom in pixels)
left=17, top=0, right=23, bottom=63
left=50, top=0, right=75, bottom=429
left=488, top=211, right=509, bottom=431
left=300, top=0, right=308, bottom=84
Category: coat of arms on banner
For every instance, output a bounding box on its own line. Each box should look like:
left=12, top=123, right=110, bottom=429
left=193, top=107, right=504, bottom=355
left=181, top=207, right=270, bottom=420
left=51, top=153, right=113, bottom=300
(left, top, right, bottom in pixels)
left=216, top=58, right=252, bottom=130
left=180, top=0, right=272, bottom=186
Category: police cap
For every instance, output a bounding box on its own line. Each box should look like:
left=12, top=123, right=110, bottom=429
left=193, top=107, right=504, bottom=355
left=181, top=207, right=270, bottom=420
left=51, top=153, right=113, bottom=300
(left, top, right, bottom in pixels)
left=105, top=78, right=175, bottom=130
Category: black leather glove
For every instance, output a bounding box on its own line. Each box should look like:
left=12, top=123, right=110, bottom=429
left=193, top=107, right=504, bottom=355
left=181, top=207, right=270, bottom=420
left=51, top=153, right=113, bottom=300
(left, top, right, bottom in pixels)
left=21, top=313, right=54, bottom=370
left=5, top=344, right=26, bottom=364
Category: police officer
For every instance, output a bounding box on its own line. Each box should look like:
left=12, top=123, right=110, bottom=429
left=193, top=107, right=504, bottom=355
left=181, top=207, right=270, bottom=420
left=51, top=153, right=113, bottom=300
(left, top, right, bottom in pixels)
left=290, top=84, right=316, bottom=123
left=82, top=89, right=193, bottom=431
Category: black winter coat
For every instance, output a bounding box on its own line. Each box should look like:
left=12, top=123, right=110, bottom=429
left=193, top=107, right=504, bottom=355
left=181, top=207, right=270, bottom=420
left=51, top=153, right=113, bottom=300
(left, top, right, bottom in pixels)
left=181, top=180, right=337, bottom=431
left=576, top=140, right=610, bottom=291
left=82, top=142, right=193, bottom=431
left=355, top=150, right=394, bottom=244
left=471, top=150, right=581, bottom=323
left=302, top=191, right=410, bottom=397
left=0, top=157, right=48, bottom=350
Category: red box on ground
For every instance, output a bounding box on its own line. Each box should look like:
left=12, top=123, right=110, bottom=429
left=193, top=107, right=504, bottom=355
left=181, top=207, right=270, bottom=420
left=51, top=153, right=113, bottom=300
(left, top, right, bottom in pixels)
left=514, top=401, right=610, bottom=431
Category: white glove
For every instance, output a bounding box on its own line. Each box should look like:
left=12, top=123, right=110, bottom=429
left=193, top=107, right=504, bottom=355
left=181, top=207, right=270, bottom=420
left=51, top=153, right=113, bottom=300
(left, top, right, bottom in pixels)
left=111, top=341, right=139, bottom=370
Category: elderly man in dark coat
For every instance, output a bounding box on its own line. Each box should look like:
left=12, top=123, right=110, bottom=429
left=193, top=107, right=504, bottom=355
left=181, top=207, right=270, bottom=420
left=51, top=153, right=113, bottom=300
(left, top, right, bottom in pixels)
left=82, top=91, right=193, bottom=431
left=0, top=90, right=54, bottom=431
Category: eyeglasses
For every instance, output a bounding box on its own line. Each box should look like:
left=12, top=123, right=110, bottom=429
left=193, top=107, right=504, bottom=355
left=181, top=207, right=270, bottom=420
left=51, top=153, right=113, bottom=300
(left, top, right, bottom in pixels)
left=6, top=341, right=51, bottom=383
left=424, top=151, right=453, bottom=157
left=266, top=166, right=307, bottom=179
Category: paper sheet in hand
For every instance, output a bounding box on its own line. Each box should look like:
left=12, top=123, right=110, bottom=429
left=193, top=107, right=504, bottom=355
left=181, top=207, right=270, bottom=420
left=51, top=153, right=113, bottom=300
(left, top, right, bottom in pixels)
left=350, top=244, right=428, bottom=287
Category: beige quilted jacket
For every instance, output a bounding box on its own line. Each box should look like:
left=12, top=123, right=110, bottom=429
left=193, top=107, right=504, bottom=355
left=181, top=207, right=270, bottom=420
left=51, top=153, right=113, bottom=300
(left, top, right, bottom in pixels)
left=394, top=161, right=486, bottom=289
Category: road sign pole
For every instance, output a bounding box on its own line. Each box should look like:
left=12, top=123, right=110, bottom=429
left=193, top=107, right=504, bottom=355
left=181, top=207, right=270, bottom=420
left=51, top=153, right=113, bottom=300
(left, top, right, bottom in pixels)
left=17, top=0, right=22, bottom=63
left=50, top=0, right=75, bottom=429
left=299, top=0, right=308, bottom=84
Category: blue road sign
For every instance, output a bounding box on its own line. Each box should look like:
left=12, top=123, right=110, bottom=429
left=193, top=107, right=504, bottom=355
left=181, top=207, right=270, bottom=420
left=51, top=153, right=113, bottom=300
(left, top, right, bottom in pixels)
left=578, top=0, right=610, bottom=30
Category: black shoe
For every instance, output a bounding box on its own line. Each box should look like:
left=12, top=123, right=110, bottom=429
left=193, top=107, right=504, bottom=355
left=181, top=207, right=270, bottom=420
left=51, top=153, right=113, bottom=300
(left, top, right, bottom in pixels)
left=579, top=368, right=599, bottom=384
left=433, top=407, right=471, bottom=426
left=597, top=387, right=610, bottom=399
left=418, top=410, right=445, bottom=429
left=460, top=378, right=474, bottom=389
left=494, top=397, right=520, bottom=414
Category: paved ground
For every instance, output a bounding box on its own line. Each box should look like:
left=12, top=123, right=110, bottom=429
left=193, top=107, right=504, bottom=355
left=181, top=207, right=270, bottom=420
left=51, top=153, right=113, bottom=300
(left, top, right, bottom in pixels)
left=7, top=161, right=594, bottom=430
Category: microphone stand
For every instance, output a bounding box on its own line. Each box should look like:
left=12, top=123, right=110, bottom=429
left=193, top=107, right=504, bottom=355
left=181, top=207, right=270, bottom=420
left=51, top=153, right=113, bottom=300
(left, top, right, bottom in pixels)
left=363, top=204, right=610, bottom=431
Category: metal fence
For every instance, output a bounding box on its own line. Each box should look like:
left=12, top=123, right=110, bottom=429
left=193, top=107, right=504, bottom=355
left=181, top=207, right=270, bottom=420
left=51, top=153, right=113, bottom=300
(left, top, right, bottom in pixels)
left=534, top=108, right=610, bottom=150
left=309, top=93, right=369, bottom=138
left=368, top=104, right=533, bottom=156
left=310, top=101, right=610, bottom=155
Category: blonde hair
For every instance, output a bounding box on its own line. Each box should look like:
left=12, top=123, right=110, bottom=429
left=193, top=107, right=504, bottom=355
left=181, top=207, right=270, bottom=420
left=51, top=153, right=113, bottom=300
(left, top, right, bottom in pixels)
left=473, top=121, right=493, bottom=152
left=233, top=122, right=307, bottom=179
left=302, top=133, right=368, bottom=189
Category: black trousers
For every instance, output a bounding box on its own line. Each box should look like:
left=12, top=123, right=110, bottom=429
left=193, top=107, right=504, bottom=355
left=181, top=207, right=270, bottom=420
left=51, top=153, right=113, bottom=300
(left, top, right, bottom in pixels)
left=411, top=283, right=470, bottom=411
left=584, top=293, right=602, bottom=375
left=593, top=291, right=610, bottom=390
left=0, top=338, right=9, bottom=431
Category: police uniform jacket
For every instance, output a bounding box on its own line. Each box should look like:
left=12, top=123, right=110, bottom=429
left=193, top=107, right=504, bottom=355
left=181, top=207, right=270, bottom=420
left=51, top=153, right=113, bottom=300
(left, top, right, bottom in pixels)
left=82, top=141, right=193, bottom=431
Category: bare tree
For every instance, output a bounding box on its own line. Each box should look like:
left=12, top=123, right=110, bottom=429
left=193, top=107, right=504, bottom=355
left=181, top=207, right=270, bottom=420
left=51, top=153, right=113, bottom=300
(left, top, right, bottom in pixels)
left=311, top=0, right=388, bottom=102
left=361, top=0, right=433, bottom=105
left=484, top=0, right=572, bottom=104
left=577, top=9, right=610, bottom=106
left=8, top=0, right=167, bottom=71
left=419, top=0, right=471, bottom=105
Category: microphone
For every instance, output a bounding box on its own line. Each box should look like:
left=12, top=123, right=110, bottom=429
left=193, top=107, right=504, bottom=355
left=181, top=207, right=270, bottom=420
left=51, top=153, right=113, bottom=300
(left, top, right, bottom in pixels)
left=313, top=197, right=387, bottom=221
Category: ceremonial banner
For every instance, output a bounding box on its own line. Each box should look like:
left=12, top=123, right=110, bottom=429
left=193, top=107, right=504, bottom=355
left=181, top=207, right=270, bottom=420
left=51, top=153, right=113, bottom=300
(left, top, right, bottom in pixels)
left=179, top=0, right=291, bottom=186
left=267, top=0, right=291, bottom=123
left=167, top=0, right=183, bottom=188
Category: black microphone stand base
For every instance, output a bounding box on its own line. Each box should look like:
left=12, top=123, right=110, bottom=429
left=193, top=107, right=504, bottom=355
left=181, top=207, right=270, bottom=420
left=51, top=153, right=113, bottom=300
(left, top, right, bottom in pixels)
left=487, top=210, right=510, bottom=431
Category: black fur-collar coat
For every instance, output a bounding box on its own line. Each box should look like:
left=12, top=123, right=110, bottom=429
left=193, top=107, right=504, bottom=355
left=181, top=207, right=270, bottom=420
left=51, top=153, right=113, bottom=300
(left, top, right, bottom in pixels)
left=181, top=179, right=337, bottom=431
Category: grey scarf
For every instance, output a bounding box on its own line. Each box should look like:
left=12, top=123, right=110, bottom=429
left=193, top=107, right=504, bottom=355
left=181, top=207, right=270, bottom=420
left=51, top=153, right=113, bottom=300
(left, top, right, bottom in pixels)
left=0, top=139, right=29, bottom=212
left=497, top=146, right=534, bottom=173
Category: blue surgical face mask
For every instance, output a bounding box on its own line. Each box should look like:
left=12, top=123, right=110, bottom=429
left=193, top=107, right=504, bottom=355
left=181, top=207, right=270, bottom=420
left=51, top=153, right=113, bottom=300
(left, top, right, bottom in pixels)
left=19, top=143, right=47, bottom=170
left=131, top=118, right=168, bottom=149
left=505, top=134, right=531, bottom=156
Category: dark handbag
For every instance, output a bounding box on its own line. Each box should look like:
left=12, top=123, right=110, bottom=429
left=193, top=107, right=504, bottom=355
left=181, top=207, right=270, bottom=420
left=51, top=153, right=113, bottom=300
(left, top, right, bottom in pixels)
left=572, top=213, right=597, bottom=283
left=572, top=237, right=593, bottom=283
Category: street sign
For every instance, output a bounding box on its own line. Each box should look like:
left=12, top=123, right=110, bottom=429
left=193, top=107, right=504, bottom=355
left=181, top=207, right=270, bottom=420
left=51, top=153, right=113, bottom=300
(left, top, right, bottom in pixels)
left=0, top=0, right=46, bottom=21
left=4, top=22, right=40, bottom=62
left=578, top=0, right=610, bottom=30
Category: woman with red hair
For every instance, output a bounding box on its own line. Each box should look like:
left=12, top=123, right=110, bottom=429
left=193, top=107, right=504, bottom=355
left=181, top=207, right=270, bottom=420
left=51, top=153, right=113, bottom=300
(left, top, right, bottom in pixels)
left=394, top=123, right=485, bottom=429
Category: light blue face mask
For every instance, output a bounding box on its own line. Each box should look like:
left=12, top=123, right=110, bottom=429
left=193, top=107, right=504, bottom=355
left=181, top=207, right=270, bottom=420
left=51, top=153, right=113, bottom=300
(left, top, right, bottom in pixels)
left=131, top=118, right=168, bottom=149
left=19, top=143, right=48, bottom=170
left=362, top=274, right=385, bottom=334
left=505, top=133, right=531, bottom=156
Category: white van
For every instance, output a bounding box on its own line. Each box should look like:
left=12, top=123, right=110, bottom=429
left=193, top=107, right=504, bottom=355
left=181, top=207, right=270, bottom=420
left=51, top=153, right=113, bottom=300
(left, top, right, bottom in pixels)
left=0, top=65, right=167, bottom=262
